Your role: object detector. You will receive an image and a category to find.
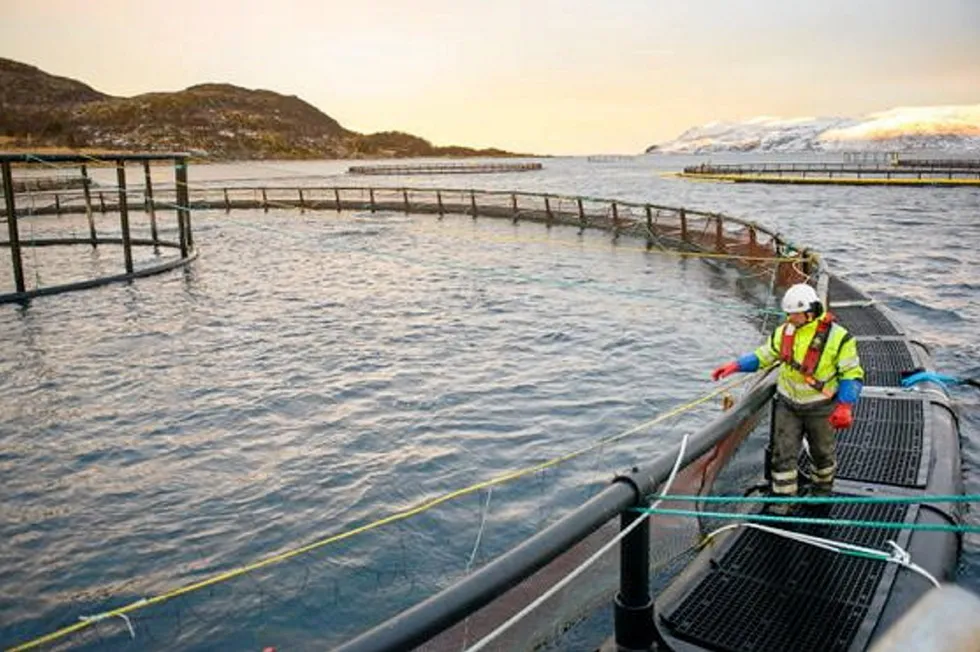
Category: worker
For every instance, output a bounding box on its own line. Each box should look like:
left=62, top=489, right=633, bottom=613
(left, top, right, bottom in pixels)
left=712, top=283, right=864, bottom=509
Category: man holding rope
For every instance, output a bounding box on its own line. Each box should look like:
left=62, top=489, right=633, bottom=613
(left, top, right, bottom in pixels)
left=712, top=283, right=864, bottom=512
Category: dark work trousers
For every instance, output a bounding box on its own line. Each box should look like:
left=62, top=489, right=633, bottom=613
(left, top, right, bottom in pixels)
left=770, top=397, right=836, bottom=496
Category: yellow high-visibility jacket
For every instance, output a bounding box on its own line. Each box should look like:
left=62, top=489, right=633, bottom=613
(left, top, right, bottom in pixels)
left=753, top=314, right=864, bottom=406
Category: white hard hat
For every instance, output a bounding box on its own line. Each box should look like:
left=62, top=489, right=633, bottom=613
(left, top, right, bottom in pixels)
left=781, top=283, right=821, bottom=314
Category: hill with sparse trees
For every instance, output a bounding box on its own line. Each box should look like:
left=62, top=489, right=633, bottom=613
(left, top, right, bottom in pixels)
left=0, top=57, right=524, bottom=160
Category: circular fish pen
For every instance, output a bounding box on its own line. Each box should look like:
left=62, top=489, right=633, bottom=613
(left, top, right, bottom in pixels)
left=347, top=161, right=543, bottom=175
left=2, top=172, right=970, bottom=652
left=0, top=153, right=197, bottom=303
left=677, top=161, right=980, bottom=186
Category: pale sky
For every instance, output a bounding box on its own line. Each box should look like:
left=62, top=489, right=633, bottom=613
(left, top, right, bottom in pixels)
left=1, top=0, right=978, bottom=155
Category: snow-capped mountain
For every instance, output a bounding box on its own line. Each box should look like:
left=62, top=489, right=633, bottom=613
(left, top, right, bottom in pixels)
left=648, top=104, right=980, bottom=154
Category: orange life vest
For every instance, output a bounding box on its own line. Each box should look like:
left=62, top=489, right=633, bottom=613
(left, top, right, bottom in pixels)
left=780, top=313, right=835, bottom=394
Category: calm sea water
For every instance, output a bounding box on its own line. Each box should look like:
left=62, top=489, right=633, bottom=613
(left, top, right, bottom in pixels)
left=1, top=154, right=977, bottom=650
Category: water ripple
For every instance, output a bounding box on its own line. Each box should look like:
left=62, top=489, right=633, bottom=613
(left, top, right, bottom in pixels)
left=2, top=157, right=978, bottom=649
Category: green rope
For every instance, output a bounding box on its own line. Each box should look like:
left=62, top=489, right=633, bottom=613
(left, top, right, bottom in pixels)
left=633, top=507, right=980, bottom=532
left=647, top=493, right=980, bottom=504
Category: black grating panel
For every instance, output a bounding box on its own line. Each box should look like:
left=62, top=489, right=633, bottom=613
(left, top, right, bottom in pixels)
left=828, top=275, right=871, bottom=303
left=856, top=339, right=916, bottom=387
left=662, top=501, right=910, bottom=652
left=836, top=397, right=925, bottom=486
left=833, top=305, right=901, bottom=336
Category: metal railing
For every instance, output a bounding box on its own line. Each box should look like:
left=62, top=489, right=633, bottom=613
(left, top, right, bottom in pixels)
left=0, top=152, right=196, bottom=303
left=2, top=183, right=814, bottom=302
left=681, top=162, right=980, bottom=181
left=892, top=157, right=980, bottom=170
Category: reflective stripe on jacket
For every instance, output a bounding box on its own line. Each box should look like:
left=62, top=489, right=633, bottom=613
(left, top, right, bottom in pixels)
left=754, top=314, right=864, bottom=405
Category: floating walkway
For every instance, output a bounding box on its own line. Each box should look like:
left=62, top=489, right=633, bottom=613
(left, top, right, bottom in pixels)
left=347, top=161, right=542, bottom=175
left=893, top=157, right=980, bottom=170
left=652, top=274, right=963, bottom=652
left=587, top=155, right=634, bottom=163
left=678, top=162, right=980, bottom=187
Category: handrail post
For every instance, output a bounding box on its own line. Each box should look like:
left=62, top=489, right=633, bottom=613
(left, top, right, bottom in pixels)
left=174, top=157, right=189, bottom=258
left=1, top=160, right=26, bottom=294
left=645, top=205, right=653, bottom=249
left=183, top=161, right=193, bottom=249
left=544, top=196, right=553, bottom=225
left=436, top=190, right=444, bottom=218
left=615, top=495, right=654, bottom=650
left=116, top=159, right=134, bottom=274
left=403, top=188, right=410, bottom=214
left=577, top=197, right=586, bottom=232
left=470, top=190, right=478, bottom=218
left=369, top=188, right=376, bottom=213
left=143, top=159, right=158, bottom=243
left=80, top=164, right=97, bottom=246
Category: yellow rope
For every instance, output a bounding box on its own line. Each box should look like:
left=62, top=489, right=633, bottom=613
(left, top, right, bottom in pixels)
left=7, top=375, right=752, bottom=651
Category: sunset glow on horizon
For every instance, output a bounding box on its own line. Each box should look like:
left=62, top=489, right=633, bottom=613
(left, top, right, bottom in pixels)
left=1, top=0, right=978, bottom=155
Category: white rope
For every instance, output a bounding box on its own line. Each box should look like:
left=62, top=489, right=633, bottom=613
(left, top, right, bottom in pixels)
left=460, top=487, right=494, bottom=651
left=463, top=434, right=690, bottom=652
left=704, top=522, right=940, bottom=588
left=78, top=598, right=147, bottom=640
left=465, top=487, right=493, bottom=573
